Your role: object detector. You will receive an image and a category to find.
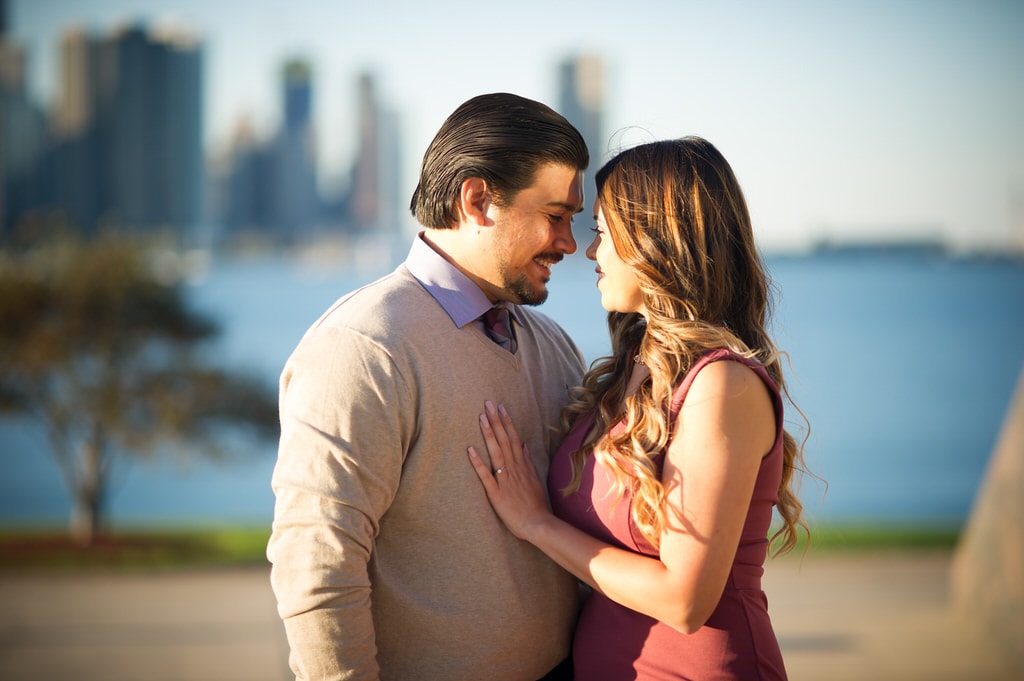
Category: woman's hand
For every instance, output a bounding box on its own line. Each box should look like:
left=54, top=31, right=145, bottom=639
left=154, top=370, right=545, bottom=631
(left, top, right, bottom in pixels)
left=467, top=401, right=553, bottom=542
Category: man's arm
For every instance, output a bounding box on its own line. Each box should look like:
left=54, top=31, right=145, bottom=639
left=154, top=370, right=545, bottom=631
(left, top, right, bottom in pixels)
left=268, top=327, right=410, bottom=681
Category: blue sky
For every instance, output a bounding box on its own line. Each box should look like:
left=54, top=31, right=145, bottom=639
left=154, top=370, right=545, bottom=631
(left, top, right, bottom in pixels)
left=8, top=0, right=1024, bottom=251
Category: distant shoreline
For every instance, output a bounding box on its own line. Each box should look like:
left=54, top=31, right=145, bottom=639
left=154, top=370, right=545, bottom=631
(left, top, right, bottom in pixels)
left=767, top=240, right=1024, bottom=262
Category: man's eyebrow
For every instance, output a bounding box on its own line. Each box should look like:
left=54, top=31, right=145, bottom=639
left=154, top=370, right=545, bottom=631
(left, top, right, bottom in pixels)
left=545, top=201, right=585, bottom=214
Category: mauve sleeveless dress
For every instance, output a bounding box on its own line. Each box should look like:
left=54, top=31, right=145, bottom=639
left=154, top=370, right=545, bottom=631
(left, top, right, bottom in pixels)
left=549, top=349, right=788, bottom=680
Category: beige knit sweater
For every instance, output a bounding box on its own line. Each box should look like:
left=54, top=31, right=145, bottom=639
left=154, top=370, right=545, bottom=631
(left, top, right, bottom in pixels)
left=268, top=264, right=585, bottom=681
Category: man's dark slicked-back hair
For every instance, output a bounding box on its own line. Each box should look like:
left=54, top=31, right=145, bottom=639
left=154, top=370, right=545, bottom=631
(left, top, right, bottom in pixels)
left=409, top=93, right=589, bottom=229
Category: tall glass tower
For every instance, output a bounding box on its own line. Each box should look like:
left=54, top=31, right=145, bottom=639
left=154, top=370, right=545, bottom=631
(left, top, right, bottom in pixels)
left=52, top=22, right=204, bottom=242
left=274, top=58, right=318, bottom=243
left=559, top=54, right=605, bottom=238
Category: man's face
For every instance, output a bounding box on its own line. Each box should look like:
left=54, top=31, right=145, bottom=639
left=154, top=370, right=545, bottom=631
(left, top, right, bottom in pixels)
left=482, top=162, right=583, bottom=306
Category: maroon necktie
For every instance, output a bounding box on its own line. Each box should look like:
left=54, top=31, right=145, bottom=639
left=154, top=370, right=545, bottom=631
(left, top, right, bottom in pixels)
left=483, top=306, right=517, bottom=354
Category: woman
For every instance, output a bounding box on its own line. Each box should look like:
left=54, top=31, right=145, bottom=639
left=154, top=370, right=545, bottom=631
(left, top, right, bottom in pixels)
left=468, top=137, right=807, bottom=680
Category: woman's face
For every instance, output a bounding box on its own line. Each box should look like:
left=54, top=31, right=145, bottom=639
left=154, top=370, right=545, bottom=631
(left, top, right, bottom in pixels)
left=585, top=200, right=646, bottom=316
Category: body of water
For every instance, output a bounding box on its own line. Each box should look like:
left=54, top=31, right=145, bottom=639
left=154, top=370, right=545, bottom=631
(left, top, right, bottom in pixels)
left=2, top=243, right=1023, bottom=530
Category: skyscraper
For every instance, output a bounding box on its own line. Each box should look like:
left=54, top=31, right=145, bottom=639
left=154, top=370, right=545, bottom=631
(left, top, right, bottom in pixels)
left=41, top=22, right=205, bottom=241
left=283, top=59, right=312, bottom=135
left=1, top=11, right=49, bottom=238
left=559, top=53, right=605, bottom=235
left=105, top=23, right=203, bottom=240
left=347, top=73, right=380, bottom=233
left=346, top=71, right=402, bottom=234
left=154, top=23, right=204, bottom=241
left=51, top=27, right=108, bottom=233
left=273, top=58, right=319, bottom=244
left=219, top=117, right=276, bottom=244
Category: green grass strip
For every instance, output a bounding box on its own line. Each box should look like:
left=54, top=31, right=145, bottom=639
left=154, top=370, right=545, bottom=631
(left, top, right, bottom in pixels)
left=0, top=527, right=273, bottom=572
left=0, top=522, right=962, bottom=572
left=785, top=522, right=961, bottom=553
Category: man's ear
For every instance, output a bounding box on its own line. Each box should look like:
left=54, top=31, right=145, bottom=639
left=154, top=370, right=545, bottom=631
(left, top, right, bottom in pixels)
left=458, top=177, right=491, bottom=227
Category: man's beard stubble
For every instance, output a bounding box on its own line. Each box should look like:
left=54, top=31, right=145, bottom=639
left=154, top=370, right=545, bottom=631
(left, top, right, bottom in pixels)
left=506, top=272, right=549, bottom=307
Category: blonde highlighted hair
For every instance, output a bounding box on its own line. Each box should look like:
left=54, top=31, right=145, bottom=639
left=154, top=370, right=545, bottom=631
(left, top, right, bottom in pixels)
left=561, top=137, right=808, bottom=555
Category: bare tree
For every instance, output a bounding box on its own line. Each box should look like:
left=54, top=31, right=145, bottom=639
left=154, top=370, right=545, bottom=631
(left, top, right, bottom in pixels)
left=0, top=233, right=279, bottom=545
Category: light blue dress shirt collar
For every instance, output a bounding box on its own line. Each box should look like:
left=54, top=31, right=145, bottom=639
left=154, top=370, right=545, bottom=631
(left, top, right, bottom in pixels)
left=404, top=232, right=518, bottom=329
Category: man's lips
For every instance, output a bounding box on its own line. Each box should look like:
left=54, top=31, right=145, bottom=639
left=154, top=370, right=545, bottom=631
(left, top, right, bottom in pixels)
left=534, top=254, right=563, bottom=268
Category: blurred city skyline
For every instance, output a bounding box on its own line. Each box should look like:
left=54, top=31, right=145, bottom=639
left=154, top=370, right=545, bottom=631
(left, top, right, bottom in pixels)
left=7, top=0, right=1024, bottom=253
left=1, top=4, right=604, bottom=249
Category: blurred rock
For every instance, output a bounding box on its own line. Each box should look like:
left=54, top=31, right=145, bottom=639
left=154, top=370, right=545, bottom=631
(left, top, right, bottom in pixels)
left=951, top=363, right=1024, bottom=671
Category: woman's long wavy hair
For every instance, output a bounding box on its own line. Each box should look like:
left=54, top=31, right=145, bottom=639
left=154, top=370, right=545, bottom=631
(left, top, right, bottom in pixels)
left=560, top=137, right=808, bottom=555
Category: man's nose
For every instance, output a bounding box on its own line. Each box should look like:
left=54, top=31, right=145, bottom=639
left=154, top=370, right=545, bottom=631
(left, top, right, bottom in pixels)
left=555, top=223, right=577, bottom=255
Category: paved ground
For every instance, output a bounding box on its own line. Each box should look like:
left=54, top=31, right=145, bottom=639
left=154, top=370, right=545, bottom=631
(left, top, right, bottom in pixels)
left=0, top=550, right=1019, bottom=680
left=763, top=550, right=1018, bottom=681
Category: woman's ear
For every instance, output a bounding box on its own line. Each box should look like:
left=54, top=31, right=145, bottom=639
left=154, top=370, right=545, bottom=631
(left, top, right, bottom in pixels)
left=458, top=177, right=491, bottom=228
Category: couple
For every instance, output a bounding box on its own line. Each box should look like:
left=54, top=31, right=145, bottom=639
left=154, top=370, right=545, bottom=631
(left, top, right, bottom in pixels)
left=267, top=93, right=807, bottom=681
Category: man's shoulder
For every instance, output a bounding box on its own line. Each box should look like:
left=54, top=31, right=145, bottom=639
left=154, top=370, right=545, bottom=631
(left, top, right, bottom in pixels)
left=286, top=267, right=438, bottom=372
left=317, top=266, right=433, bottom=331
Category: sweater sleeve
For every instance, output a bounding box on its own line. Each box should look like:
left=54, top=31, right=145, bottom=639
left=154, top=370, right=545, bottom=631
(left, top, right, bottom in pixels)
left=267, top=325, right=413, bottom=681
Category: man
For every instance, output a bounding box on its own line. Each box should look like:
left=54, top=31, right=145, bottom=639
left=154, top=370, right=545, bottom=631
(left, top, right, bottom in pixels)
left=268, top=93, right=589, bottom=681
